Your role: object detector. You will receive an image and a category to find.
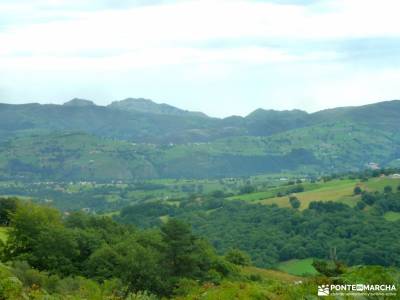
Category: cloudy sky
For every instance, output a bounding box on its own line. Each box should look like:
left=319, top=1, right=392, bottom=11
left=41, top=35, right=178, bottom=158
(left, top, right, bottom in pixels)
left=1, top=0, right=400, bottom=117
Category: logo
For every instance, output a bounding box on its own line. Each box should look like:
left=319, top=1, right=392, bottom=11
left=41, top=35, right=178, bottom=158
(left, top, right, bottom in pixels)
left=317, top=284, right=397, bottom=297
left=356, top=284, right=364, bottom=291
left=318, top=285, right=330, bottom=296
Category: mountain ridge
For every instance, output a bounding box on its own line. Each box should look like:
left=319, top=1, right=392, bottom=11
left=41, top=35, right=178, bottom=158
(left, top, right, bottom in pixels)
left=1, top=97, right=399, bottom=119
left=107, top=98, right=208, bottom=118
left=0, top=99, right=399, bottom=180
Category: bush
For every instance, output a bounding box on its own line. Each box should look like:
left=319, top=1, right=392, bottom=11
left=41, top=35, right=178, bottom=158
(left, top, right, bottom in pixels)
left=126, top=291, right=159, bottom=300
left=355, top=201, right=366, bottom=210
left=225, top=249, right=252, bottom=266
left=248, top=273, right=263, bottom=282
left=174, top=278, right=199, bottom=296
left=353, top=186, right=362, bottom=195
left=212, top=257, right=238, bottom=277
left=384, top=186, right=393, bottom=194
left=0, top=276, right=23, bottom=300
left=240, top=185, right=255, bottom=194
left=205, top=269, right=223, bottom=284
left=361, top=192, right=377, bottom=205
left=288, top=185, right=304, bottom=194
left=289, top=196, right=301, bottom=209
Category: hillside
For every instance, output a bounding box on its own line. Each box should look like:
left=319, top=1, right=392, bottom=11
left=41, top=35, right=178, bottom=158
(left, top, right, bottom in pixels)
left=0, top=99, right=399, bottom=180
left=1, top=99, right=399, bottom=144
left=117, top=171, right=400, bottom=269
left=1, top=198, right=399, bottom=299
left=108, top=98, right=208, bottom=118
left=231, top=175, right=400, bottom=209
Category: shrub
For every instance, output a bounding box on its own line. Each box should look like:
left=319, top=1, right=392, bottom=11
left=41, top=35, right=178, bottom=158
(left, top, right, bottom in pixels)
left=225, top=249, right=252, bottom=266
left=384, top=186, right=393, bottom=194
left=289, top=197, right=301, bottom=209
left=353, top=186, right=362, bottom=195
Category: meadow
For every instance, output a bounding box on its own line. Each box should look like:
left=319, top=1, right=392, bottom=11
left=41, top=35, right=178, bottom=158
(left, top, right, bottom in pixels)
left=384, top=211, right=400, bottom=222
left=254, top=177, right=400, bottom=209
left=276, top=258, right=319, bottom=276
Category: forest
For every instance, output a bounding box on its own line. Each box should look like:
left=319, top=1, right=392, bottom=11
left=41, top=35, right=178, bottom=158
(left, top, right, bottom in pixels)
left=0, top=197, right=399, bottom=299
left=117, top=189, right=400, bottom=268
left=0, top=198, right=242, bottom=298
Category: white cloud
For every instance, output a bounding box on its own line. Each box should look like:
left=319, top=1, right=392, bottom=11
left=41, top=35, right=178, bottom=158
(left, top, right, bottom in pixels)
left=2, top=0, right=400, bottom=59
left=307, top=68, right=400, bottom=111
left=1, top=0, right=400, bottom=115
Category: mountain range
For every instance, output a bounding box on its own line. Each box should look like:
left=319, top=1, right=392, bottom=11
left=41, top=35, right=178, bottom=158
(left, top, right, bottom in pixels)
left=0, top=98, right=399, bottom=180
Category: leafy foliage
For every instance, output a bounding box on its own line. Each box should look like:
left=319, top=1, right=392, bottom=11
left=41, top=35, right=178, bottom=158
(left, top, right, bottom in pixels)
left=119, top=196, right=400, bottom=268
left=1, top=201, right=236, bottom=297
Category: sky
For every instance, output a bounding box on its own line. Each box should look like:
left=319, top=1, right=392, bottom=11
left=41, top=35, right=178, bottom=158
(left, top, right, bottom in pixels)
left=1, top=0, right=400, bottom=117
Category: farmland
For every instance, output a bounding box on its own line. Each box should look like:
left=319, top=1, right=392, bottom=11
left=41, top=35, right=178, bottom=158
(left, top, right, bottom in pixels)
left=251, top=177, right=400, bottom=209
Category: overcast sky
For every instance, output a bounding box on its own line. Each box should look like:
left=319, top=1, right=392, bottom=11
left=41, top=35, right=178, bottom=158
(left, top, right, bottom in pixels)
left=1, top=0, right=400, bottom=117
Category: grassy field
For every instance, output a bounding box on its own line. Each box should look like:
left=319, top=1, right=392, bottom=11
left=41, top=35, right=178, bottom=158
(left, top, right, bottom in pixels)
left=254, top=177, right=400, bottom=210
left=229, top=179, right=357, bottom=202
left=384, top=211, right=400, bottom=222
left=276, top=258, right=319, bottom=276
left=0, top=227, right=9, bottom=243
left=258, top=179, right=359, bottom=209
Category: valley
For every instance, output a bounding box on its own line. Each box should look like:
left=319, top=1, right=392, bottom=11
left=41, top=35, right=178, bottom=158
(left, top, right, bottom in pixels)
left=0, top=99, right=400, bottom=299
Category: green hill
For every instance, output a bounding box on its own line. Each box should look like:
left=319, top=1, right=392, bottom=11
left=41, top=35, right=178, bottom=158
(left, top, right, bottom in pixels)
left=1, top=198, right=399, bottom=299
left=0, top=99, right=399, bottom=180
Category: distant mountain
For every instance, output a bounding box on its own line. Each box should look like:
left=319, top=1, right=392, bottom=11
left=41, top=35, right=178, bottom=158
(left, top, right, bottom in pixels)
left=0, top=99, right=399, bottom=180
left=63, top=98, right=96, bottom=107
left=244, top=108, right=310, bottom=136
left=108, top=98, right=208, bottom=118
left=0, top=102, right=222, bottom=144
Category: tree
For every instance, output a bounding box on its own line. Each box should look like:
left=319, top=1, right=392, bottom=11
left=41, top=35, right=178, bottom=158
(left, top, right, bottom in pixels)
left=161, top=219, right=215, bottom=282
left=86, top=244, right=120, bottom=282
left=355, top=201, right=366, bottom=210
left=114, top=238, right=166, bottom=295
left=211, top=190, right=225, bottom=198
left=384, top=186, right=393, bottom=194
left=240, top=185, right=255, bottom=194
left=361, top=192, right=377, bottom=205
left=289, top=196, right=301, bottom=209
left=161, top=219, right=197, bottom=278
left=0, top=197, right=18, bottom=226
left=397, top=185, right=400, bottom=192
left=353, top=186, right=362, bottom=195
left=3, top=202, right=62, bottom=261
left=312, top=259, right=345, bottom=277
left=225, top=249, right=251, bottom=266
left=29, top=226, right=79, bottom=275
left=288, top=185, right=304, bottom=193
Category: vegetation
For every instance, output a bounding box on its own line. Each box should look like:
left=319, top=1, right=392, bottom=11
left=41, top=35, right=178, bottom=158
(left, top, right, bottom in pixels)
left=0, top=199, right=240, bottom=298
left=116, top=170, right=400, bottom=270
left=257, top=176, right=400, bottom=209
left=1, top=96, right=400, bottom=298
left=0, top=198, right=399, bottom=299
left=0, top=100, right=400, bottom=181
left=276, top=258, right=318, bottom=276
left=384, top=211, right=400, bottom=222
